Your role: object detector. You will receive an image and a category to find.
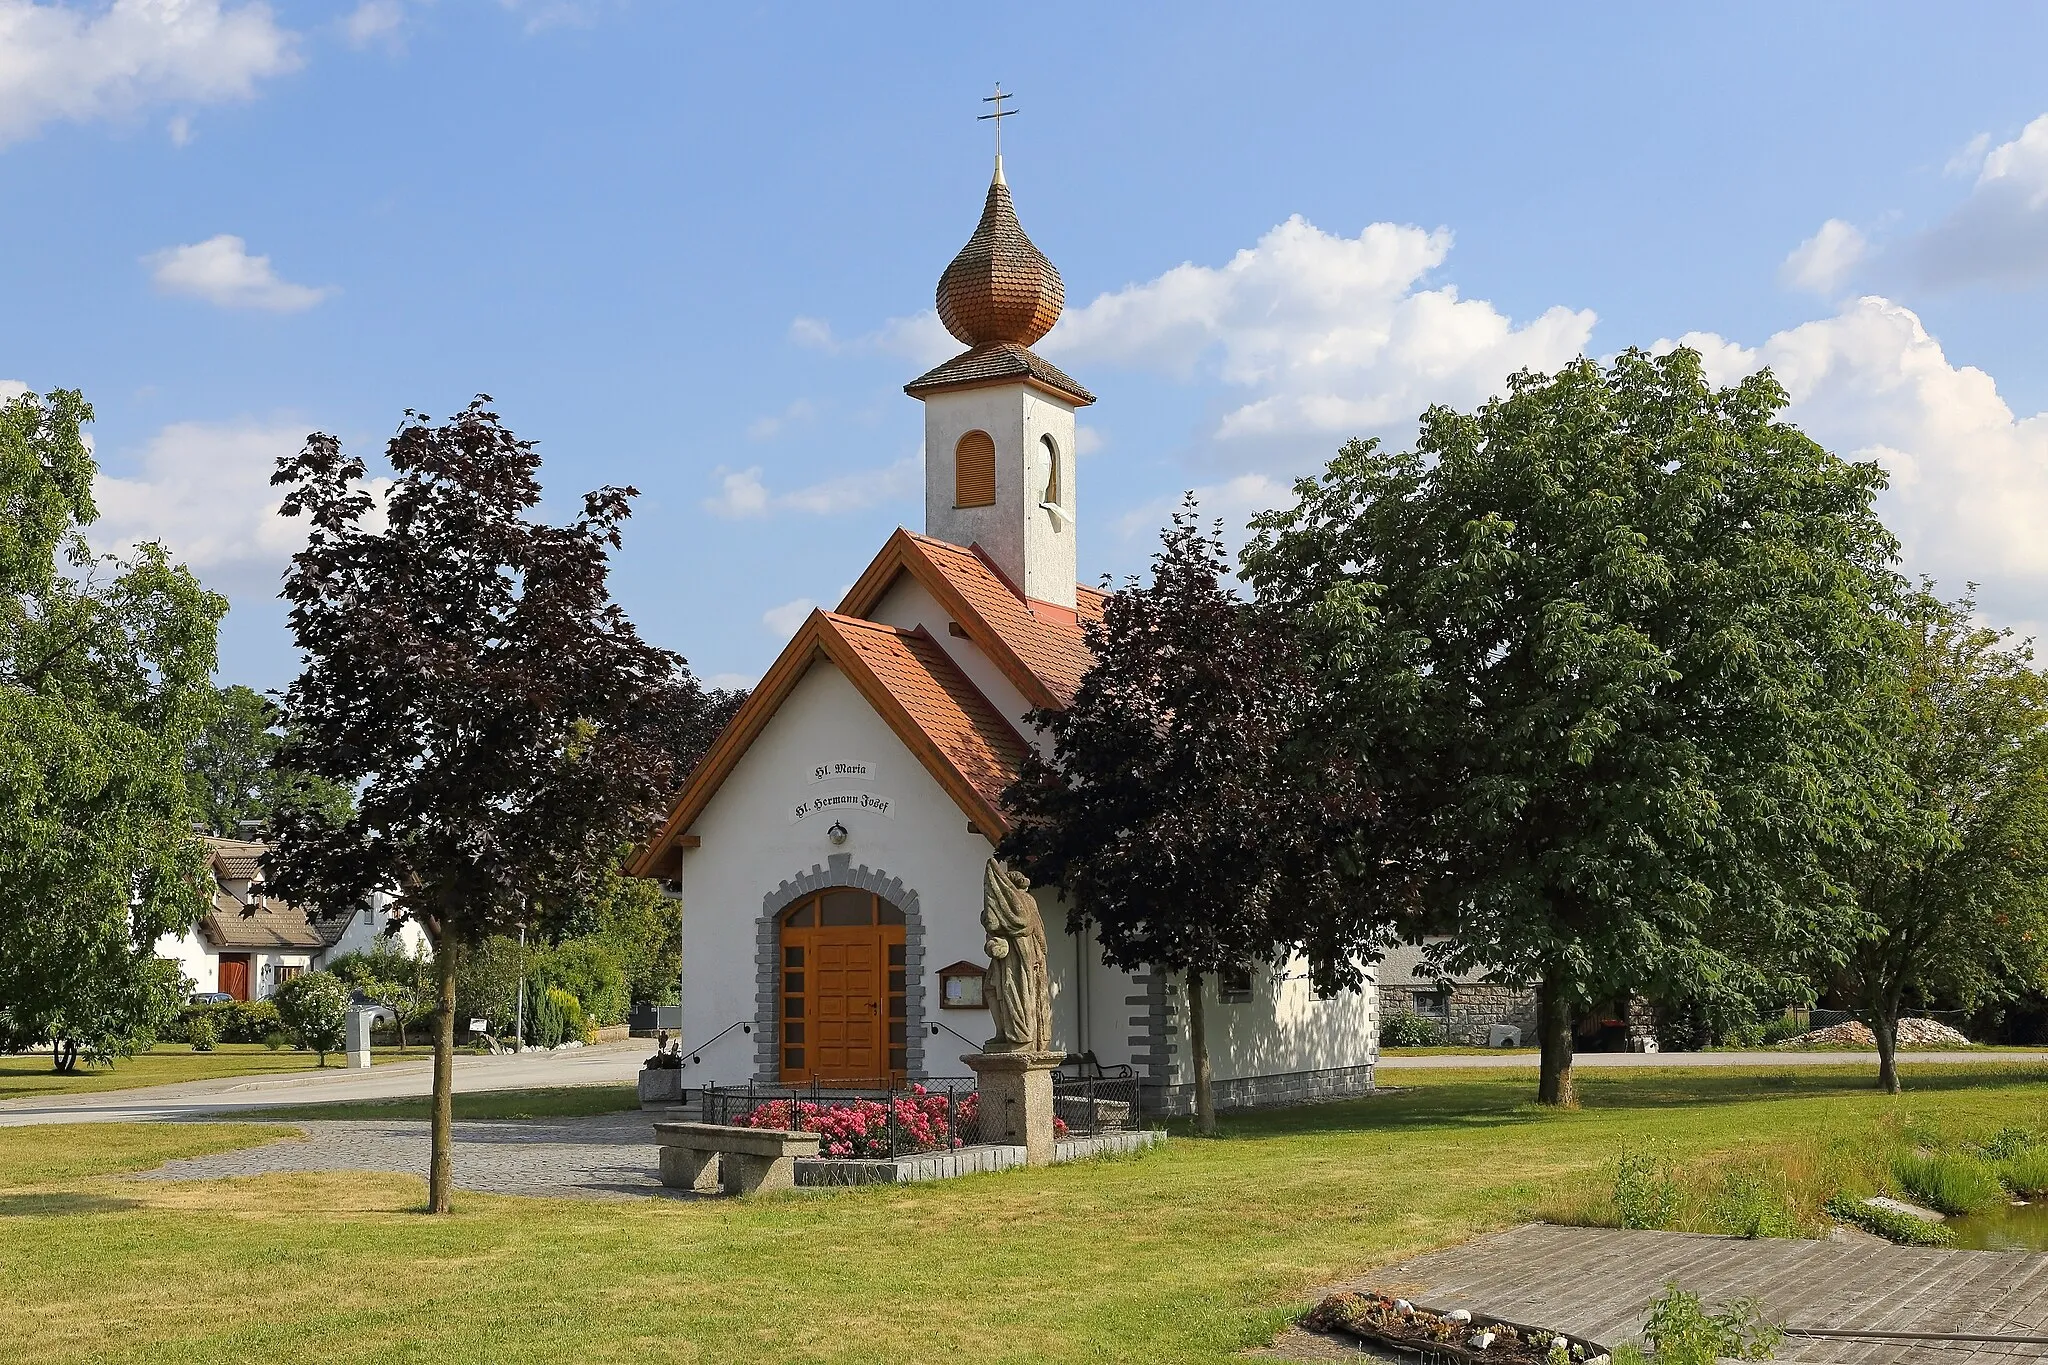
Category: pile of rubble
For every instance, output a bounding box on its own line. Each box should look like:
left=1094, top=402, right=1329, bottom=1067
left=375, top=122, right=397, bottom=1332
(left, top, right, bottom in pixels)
left=1778, top=1017, right=1971, bottom=1049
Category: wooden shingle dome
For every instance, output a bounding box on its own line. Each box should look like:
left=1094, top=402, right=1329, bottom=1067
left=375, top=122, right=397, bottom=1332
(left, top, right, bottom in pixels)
left=935, top=163, right=1065, bottom=349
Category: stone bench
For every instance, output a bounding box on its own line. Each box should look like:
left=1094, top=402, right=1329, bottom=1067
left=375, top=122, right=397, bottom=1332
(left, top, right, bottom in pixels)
left=652, top=1121, right=820, bottom=1195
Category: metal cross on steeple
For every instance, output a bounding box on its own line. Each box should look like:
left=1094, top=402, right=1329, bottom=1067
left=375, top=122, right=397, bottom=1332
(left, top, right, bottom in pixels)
left=978, top=83, right=1016, bottom=162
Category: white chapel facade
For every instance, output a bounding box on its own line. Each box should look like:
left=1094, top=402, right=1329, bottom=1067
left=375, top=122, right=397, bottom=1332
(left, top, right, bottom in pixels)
left=630, top=154, right=1379, bottom=1114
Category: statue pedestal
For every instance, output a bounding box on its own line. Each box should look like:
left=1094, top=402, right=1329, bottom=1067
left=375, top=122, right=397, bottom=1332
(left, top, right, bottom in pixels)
left=963, top=1049, right=1063, bottom=1166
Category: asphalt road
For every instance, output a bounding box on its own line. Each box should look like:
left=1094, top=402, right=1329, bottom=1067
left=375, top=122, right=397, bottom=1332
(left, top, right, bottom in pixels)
left=0, top=1039, right=652, bottom=1126
left=2, top=1042, right=2038, bottom=1126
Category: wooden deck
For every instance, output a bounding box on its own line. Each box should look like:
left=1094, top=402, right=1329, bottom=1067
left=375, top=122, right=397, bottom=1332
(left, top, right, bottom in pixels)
left=1275, top=1224, right=2048, bottom=1363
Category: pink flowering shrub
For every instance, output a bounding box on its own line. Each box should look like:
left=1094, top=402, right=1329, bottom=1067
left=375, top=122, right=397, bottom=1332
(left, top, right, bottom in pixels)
left=739, top=1084, right=1066, bottom=1158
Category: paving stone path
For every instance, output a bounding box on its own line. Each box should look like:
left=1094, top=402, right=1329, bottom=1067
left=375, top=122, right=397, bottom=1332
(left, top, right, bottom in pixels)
left=137, top=1111, right=676, bottom=1200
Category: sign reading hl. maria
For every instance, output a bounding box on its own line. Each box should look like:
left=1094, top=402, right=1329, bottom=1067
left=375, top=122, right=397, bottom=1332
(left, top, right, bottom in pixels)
left=806, top=759, right=875, bottom=785
left=790, top=790, right=895, bottom=823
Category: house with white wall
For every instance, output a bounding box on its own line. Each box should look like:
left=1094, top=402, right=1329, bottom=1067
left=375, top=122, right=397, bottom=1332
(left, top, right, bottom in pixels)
left=628, top=156, right=1378, bottom=1114
left=156, top=836, right=426, bottom=1002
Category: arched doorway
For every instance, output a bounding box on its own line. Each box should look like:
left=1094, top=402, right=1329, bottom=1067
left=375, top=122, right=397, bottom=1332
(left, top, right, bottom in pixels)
left=778, top=887, right=907, bottom=1084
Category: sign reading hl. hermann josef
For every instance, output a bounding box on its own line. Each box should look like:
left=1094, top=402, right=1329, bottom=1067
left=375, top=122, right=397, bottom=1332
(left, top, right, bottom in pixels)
left=790, top=790, right=895, bottom=824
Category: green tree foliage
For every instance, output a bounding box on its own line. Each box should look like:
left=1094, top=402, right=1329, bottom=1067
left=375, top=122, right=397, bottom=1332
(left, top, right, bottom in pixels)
left=263, top=399, right=714, bottom=1211
left=184, top=683, right=354, bottom=837
left=1242, top=350, right=1900, bottom=1107
left=0, top=387, right=224, bottom=1070
left=528, top=938, right=628, bottom=1030
left=274, top=972, right=351, bottom=1065
left=1841, top=586, right=2048, bottom=1092
left=551, top=859, right=680, bottom=1008
left=325, top=940, right=432, bottom=1049
left=1001, top=504, right=1383, bottom=1133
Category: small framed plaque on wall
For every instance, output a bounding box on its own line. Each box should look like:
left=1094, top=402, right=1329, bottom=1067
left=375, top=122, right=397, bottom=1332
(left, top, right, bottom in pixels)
left=937, top=960, right=986, bottom=1009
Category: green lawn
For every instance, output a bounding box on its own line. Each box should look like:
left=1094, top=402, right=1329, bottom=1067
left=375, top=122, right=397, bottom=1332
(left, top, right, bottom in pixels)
left=0, top=1064, right=2042, bottom=1363
left=0, top=1042, right=411, bottom=1100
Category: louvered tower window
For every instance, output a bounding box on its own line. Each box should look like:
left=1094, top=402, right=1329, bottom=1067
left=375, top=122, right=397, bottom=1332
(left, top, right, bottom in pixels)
left=955, top=430, right=996, bottom=508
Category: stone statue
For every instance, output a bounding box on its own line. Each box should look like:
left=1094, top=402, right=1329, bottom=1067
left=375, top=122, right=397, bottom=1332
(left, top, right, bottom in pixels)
left=981, top=858, right=1054, bottom=1053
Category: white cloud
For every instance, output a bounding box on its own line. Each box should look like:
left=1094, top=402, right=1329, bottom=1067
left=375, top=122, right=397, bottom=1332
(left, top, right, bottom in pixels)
left=786, top=310, right=954, bottom=369
left=761, top=597, right=817, bottom=639
left=1945, top=132, right=1992, bottom=179
left=0, top=379, right=26, bottom=404
left=343, top=0, right=404, bottom=48
left=702, top=466, right=768, bottom=518
left=1779, top=219, right=1867, bottom=294
left=1914, top=113, right=2048, bottom=286
left=145, top=234, right=333, bottom=312
left=165, top=111, right=190, bottom=144
left=746, top=398, right=815, bottom=442
left=1662, top=295, right=2048, bottom=635
left=703, top=455, right=920, bottom=520
left=0, top=0, right=300, bottom=147
left=1044, top=215, right=1595, bottom=443
left=1114, top=472, right=1293, bottom=549
left=87, top=416, right=331, bottom=592
left=1075, top=425, right=1104, bottom=456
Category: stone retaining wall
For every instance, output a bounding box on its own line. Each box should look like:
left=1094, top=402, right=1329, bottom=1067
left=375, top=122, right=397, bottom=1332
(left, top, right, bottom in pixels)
left=795, top=1129, right=1163, bottom=1186
left=1443, top=983, right=1539, bottom=1046
left=1139, top=1062, right=1376, bottom=1117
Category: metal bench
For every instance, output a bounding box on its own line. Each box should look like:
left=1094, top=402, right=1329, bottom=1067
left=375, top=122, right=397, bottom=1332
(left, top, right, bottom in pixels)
left=651, top=1121, right=821, bottom=1195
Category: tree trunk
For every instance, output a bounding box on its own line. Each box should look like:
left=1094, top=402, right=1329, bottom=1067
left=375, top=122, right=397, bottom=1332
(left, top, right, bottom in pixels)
left=1536, top=973, right=1577, bottom=1110
left=428, top=934, right=460, bottom=1214
left=1187, top=971, right=1216, bottom=1136
left=1872, top=995, right=1902, bottom=1096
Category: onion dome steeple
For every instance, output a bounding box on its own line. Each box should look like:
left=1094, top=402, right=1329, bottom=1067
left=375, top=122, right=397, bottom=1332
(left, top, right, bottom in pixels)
left=935, top=160, right=1066, bottom=348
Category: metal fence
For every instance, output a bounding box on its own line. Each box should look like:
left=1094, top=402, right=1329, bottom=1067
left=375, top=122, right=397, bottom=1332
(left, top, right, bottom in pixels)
left=1052, top=1060, right=1136, bottom=1136
left=687, top=1077, right=983, bottom=1158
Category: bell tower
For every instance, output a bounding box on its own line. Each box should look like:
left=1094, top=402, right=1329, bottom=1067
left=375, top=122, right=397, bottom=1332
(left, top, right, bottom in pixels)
left=906, top=140, right=1093, bottom=609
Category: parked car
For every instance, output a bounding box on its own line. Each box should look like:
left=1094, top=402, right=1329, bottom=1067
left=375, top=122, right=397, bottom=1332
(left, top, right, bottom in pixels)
left=189, top=991, right=234, bottom=1006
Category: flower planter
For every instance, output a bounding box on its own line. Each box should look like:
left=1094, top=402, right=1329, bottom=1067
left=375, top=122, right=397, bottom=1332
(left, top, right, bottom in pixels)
left=638, top=1067, right=684, bottom=1107
left=1303, top=1293, right=1609, bottom=1365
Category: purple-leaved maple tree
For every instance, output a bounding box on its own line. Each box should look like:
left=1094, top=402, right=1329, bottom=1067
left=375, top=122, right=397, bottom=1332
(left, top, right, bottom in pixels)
left=263, top=398, right=711, bottom=1212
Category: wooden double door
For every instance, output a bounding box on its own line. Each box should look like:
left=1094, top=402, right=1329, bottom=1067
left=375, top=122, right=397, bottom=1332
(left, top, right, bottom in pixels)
left=218, top=954, right=252, bottom=1001
left=778, top=888, right=907, bottom=1084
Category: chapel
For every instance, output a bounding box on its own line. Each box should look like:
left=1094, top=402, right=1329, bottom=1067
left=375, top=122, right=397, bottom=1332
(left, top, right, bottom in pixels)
left=629, top=149, right=1380, bottom=1114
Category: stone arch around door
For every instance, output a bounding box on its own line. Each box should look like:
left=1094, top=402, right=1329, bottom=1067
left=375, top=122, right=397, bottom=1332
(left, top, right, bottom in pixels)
left=754, top=853, right=925, bottom=1082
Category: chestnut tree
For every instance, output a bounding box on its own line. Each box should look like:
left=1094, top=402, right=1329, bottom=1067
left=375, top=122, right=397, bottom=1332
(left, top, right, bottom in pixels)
left=1242, top=350, right=1900, bottom=1108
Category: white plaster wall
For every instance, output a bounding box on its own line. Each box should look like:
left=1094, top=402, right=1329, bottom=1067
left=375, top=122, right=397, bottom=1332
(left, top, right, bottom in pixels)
left=920, top=384, right=1077, bottom=608
left=251, top=952, right=314, bottom=1000
left=675, top=660, right=1012, bottom=1082
left=155, top=930, right=215, bottom=996
left=1161, top=954, right=1378, bottom=1085
left=315, top=892, right=430, bottom=967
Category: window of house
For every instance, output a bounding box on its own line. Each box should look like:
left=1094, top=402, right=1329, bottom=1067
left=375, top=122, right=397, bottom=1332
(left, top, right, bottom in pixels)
left=1040, top=434, right=1061, bottom=507
left=1410, top=988, right=1449, bottom=1017
left=955, top=430, right=996, bottom=507
left=1218, top=964, right=1254, bottom=1004
left=275, top=965, right=305, bottom=986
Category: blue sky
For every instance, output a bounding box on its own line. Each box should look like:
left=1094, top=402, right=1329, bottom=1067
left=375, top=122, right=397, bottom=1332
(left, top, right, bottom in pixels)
left=5, top=1, right=2048, bottom=692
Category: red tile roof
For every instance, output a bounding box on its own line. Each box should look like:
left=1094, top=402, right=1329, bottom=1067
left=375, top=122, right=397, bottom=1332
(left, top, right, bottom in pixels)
left=838, top=529, right=1102, bottom=711
left=628, top=605, right=1038, bottom=878
left=823, top=615, right=1031, bottom=820
left=628, top=531, right=1112, bottom=879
